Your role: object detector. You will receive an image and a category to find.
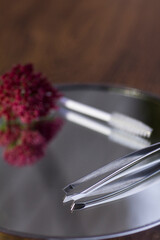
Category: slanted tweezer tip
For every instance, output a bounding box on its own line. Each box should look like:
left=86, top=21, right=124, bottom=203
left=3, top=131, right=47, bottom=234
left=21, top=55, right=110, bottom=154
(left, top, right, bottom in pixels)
left=63, top=184, right=74, bottom=194
left=63, top=195, right=72, bottom=203
left=71, top=202, right=85, bottom=212
left=63, top=195, right=68, bottom=204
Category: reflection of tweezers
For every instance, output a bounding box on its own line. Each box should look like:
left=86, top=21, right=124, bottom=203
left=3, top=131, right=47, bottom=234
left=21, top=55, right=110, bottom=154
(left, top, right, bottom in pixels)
left=59, top=108, right=150, bottom=150
left=63, top=143, right=160, bottom=211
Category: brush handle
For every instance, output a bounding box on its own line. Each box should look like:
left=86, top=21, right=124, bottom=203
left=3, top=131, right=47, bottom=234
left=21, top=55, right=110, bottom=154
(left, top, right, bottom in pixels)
left=59, top=97, right=152, bottom=138
left=59, top=108, right=149, bottom=150
left=59, top=97, right=111, bottom=122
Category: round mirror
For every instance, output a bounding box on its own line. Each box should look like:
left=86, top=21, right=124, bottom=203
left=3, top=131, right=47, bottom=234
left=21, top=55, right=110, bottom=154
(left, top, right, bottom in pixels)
left=0, top=84, right=160, bottom=239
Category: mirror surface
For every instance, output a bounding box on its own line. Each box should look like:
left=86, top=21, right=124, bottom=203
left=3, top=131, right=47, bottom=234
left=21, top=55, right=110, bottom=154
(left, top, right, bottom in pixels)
left=0, top=85, right=160, bottom=239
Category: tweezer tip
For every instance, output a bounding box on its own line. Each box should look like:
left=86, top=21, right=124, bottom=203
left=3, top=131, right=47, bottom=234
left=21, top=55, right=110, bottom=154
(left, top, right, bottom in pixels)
left=63, top=195, right=72, bottom=203
left=71, top=202, right=85, bottom=212
left=63, top=184, right=74, bottom=194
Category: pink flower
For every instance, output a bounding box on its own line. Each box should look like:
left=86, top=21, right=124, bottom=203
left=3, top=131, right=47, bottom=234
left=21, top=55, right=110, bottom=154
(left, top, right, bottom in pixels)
left=4, top=130, right=46, bottom=166
left=0, top=64, right=61, bottom=122
left=0, top=124, right=21, bottom=146
left=0, top=64, right=64, bottom=166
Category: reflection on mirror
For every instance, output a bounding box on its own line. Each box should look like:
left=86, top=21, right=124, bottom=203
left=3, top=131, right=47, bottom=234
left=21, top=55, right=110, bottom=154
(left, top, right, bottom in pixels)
left=0, top=81, right=159, bottom=238
left=0, top=117, right=63, bottom=166
left=60, top=108, right=151, bottom=150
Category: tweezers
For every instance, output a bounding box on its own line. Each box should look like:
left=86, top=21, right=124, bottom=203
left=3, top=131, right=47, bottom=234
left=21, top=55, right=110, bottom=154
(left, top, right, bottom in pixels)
left=63, top=142, right=160, bottom=210
left=71, top=159, right=160, bottom=211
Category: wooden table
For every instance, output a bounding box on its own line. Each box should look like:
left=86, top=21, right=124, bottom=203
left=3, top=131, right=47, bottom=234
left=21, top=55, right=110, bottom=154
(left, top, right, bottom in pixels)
left=0, top=1, right=160, bottom=239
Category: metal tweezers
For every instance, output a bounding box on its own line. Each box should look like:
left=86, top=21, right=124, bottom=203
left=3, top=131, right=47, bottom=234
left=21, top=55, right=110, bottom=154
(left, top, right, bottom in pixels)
left=63, top=142, right=160, bottom=211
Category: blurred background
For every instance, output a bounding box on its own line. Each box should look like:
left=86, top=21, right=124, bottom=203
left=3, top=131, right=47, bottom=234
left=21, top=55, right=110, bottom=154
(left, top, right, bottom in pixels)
left=0, top=0, right=160, bottom=95
left=0, top=1, right=160, bottom=240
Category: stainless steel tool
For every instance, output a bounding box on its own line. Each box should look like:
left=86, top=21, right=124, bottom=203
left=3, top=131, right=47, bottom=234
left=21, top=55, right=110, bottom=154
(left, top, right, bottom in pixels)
left=59, top=96, right=152, bottom=138
left=63, top=143, right=160, bottom=211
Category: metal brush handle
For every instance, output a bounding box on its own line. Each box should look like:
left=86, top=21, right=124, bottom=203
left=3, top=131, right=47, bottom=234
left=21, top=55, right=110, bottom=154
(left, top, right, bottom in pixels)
left=59, top=96, right=152, bottom=137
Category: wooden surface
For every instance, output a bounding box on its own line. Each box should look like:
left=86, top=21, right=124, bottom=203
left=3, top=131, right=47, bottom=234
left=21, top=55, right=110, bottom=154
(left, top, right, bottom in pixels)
left=0, top=0, right=160, bottom=239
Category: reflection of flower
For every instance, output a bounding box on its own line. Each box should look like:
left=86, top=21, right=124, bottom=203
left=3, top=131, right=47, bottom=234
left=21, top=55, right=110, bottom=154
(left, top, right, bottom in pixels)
left=0, top=64, right=61, bottom=123
left=1, top=119, right=63, bottom=166
left=0, top=123, right=21, bottom=146
left=4, top=130, right=45, bottom=166
left=34, top=118, right=64, bottom=143
left=0, top=64, right=63, bottom=166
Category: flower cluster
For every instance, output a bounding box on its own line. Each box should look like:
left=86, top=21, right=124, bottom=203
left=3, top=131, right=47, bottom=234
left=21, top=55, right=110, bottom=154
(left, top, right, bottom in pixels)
left=0, top=64, right=61, bottom=123
left=0, top=64, right=63, bottom=166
